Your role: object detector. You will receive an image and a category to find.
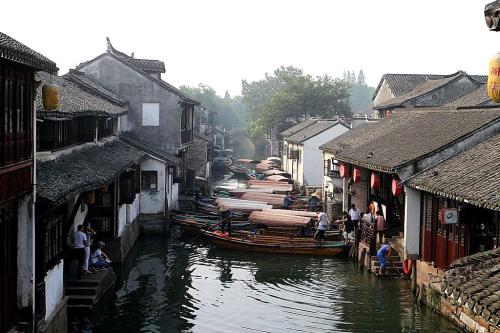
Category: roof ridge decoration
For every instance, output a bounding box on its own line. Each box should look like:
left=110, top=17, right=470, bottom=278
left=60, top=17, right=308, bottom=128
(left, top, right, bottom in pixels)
left=105, top=37, right=165, bottom=74
left=0, top=32, right=58, bottom=73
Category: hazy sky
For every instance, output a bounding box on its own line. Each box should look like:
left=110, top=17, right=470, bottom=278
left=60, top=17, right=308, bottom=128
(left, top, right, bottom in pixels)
left=0, top=0, right=497, bottom=96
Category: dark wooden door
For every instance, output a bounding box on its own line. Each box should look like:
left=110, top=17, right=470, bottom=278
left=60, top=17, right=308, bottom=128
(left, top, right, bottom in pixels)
left=0, top=202, right=17, bottom=332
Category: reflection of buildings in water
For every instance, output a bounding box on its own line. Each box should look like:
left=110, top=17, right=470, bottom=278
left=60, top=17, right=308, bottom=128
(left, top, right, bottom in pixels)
left=205, top=247, right=317, bottom=284
left=105, top=236, right=198, bottom=332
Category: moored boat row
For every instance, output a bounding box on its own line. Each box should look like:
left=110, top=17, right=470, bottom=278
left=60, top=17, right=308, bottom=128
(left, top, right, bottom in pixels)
left=172, top=158, right=348, bottom=257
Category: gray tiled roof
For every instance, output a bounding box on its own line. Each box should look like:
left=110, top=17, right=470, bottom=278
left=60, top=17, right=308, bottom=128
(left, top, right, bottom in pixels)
left=119, top=133, right=180, bottom=164
left=285, top=120, right=345, bottom=144
left=375, top=72, right=466, bottom=109
left=444, top=85, right=496, bottom=108
left=0, top=32, right=58, bottom=73
left=407, top=134, right=500, bottom=210
left=320, top=108, right=500, bottom=173
left=440, top=248, right=500, bottom=326
left=280, top=119, right=317, bottom=137
left=37, top=140, right=146, bottom=205
left=374, top=72, right=487, bottom=101
left=36, top=72, right=127, bottom=118
left=377, top=74, right=443, bottom=97
left=64, top=70, right=127, bottom=106
left=125, top=58, right=165, bottom=73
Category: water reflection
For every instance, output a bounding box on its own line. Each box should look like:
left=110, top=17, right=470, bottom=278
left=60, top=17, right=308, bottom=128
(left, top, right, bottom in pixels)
left=72, top=231, right=460, bottom=333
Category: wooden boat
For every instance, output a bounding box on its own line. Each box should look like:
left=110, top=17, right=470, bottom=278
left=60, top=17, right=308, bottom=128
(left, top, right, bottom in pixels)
left=202, top=230, right=348, bottom=256
left=172, top=212, right=250, bottom=234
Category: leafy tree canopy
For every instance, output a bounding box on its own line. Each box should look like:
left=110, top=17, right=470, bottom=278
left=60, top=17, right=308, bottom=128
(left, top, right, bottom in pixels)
left=180, top=84, right=247, bottom=130
left=242, top=66, right=351, bottom=135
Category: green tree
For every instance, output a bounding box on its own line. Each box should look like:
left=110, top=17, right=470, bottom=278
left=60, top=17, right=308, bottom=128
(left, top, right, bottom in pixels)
left=242, top=66, right=351, bottom=135
left=180, top=84, right=247, bottom=129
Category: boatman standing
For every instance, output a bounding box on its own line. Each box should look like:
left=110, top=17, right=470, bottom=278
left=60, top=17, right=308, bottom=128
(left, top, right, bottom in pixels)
left=314, top=207, right=329, bottom=241
left=283, top=191, right=294, bottom=209
left=219, top=205, right=233, bottom=236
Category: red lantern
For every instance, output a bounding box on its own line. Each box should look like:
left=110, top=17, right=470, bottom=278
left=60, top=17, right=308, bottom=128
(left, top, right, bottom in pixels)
left=392, top=178, right=403, bottom=196
left=339, top=164, right=349, bottom=178
left=353, top=168, right=361, bottom=183
left=370, top=172, right=380, bottom=189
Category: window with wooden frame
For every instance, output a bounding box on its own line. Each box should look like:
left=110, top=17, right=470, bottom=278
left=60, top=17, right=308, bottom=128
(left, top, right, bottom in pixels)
left=141, top=170, right=158, bottom=191
left=97, top=117, right=113, bottom=139
left=36, top=209, right=65, bottom=273
left=181, top=104, right=193, bottom=144
left=0, top=62, right=34, bottom=167
left=95, top=191, right=112, bottom=208
left=90, top=217, right=111, bottom=231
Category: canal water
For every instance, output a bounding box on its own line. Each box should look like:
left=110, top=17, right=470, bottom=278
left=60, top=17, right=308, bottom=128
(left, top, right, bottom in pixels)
left=72, top=233, right=459, bottom=333
left=70, top=173, right=459, bottom=332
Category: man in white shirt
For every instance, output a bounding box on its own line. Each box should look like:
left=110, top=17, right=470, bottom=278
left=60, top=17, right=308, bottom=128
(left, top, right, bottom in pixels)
left=72, top=225, right=88, bottom=278
left=314, top=207, right=329, bottom=241
left=349, top=204, right=361, bottom=227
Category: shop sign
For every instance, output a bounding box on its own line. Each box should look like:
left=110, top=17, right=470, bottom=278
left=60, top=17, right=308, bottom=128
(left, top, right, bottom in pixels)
left=441, top=208, right=458, bottom=224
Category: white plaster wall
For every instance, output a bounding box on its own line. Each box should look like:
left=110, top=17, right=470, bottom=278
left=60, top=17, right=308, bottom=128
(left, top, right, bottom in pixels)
left=171, top=183, right=179, bottom=210
left=373, top=79, right=395, bottom=106
left=302, top=124, right=349, bottom=186
left=350, top=168, right=369, bottom=211
left=44, top=260, right=64, bottom=321
left=297, top=145, right=304, bottom=185
left=140, top=159, right=165, bottom=214
left=130, top=193, right=140, bottom=222
left=17, top=195, right=32, bottom=308
left=404, top=186, right=421, bottom=258
left=118, top=193, right=140, bottom=236
left=73, top=198, right=88, bottom=231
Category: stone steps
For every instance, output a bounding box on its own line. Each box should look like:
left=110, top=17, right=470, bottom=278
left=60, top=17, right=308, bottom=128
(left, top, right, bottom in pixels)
left=370, top=250, right=405, bottom=277
left=65, top=268, right=115, bottom=312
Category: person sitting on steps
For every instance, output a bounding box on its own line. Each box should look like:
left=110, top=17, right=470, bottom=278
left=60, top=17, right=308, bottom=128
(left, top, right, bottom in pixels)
left=91, top=241, right=112, bottom=271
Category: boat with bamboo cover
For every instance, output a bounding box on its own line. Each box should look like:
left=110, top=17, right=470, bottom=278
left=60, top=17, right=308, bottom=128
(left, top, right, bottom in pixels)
left=172, top=211, right=250, bottom=234
left=202, top=230, right=348, bottom=256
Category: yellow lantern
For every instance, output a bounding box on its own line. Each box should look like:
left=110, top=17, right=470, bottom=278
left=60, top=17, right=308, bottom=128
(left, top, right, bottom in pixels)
left=488, top=52, right=500, bottom=102
left=42, top=84, right=61, bottom=110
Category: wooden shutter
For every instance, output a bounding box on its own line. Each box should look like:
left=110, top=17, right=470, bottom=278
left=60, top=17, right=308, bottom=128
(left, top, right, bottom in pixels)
left=120, top=171, right=135, bottom=204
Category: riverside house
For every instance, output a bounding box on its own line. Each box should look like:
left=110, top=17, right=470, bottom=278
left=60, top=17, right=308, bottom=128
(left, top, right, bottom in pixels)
left=319, top=108, right=500, bottom=269
left=403, top=134, right=500, bottom=333
left=34, top=70, right=147, bottom=331
left=0, top=32, right=58, bottom=333
left=74, top=38, right=200, bottom=193
left=282, top=119, right=349, bottom=187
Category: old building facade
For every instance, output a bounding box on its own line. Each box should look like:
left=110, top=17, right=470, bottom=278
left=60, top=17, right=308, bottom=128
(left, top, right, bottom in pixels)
left=0, top=32, right=57, bottom=333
